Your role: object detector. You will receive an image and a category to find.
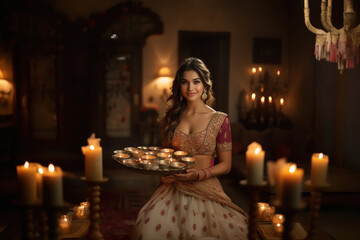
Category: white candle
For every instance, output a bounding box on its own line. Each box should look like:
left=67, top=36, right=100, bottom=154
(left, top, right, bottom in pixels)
left=278, top=164, right=304, bottom=209
left=16, top=161, right=37, bottom=205
left=81, top=133, right=103, bottom=181
left=59, top=215, right=71, bottom=233
left=311, top=153, right=329, bottom=186
left=257, top=202, right=269, bottom=219
left=246, top=142, right=265, bottom=185
left=272, top=214, right=285, bottom=235
left=43, top=164, right=63, bottom=207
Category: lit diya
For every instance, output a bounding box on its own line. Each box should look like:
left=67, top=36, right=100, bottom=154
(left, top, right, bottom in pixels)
left=181, top=157, right=196, bottom=164
left=158, top=159, right=171, bottom=169
left=174, top=151, right=188, bottom=158
left=157, top=152, right=173, bottom=159
left=138, top=146, right=149, bottom=151
left=141, top=155, right=156, bottom=161
left=149, top=146, right=161, bottom=151
left=122, top=158, right=138, bottom=166
left=170, top=162, right=186, bottom=169
left=161, top=148, right=174, bottom=154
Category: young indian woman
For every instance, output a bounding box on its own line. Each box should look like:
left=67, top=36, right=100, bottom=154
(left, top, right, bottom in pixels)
left=131, top=57, right=248, bottom=240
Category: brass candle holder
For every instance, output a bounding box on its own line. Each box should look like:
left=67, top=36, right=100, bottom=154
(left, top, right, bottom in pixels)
left=81, top=177, right=108, bottom=240
left=240, top=179, right=268, bottom=240
left=304, top=180, right=330, bottom=240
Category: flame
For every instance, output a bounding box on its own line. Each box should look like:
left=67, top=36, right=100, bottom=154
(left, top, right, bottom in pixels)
left=319, top=153, right=323, bottom=159
left=49, top=164, right=55, bottom=173
left=251, top=93, right=256, bottom=101
left=255, top=148, right=261, bottom=154
left=279, top=215, right=283, bottom=220
left=280, top=98, right=284, bottom=105
left=258, top=67, right=263, bottom=72
left=289, top=164, right=296, bottom=173
left=24, top=161, right=29, bottom=168
left=269, top=96, right=272, bottom=103
left=38, top=168, right=44, bottom=174
left=251, top=67, right=256, bottom=73
left=277, top=223, right=281, bottom=227
left=261, top=96, right=265, bottom=103
left=90, top=145, right=95, bottom=150
left=277, top=70, right=280, bottom=76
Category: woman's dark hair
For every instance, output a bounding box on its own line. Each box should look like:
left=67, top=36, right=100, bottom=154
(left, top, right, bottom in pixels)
left=159, top=57, right=215, bottom=147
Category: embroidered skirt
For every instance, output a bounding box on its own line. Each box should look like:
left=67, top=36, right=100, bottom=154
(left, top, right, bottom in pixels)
left=131, top=179, right=248, bottom=240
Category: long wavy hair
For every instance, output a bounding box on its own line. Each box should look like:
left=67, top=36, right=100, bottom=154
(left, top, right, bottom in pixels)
left=159, top=57, right=215, bottom=147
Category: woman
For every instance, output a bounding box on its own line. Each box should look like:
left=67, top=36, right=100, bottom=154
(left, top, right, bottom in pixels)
left=131, top=57, right=248, bottom=240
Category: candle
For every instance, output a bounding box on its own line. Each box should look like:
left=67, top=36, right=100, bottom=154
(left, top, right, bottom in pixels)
left=280, top=98, right=284, bottom=106
left=263, top=206, right=275, bottom=221
left=74, top=205, right=86, bottom=219
left=272, top=214, right=285, bottom=235
left=258, top=67, right=262, bottom=72
left=268, top=96, right=272, bottom=104
left=251, top=67, right=256, bottom=74
left=278, top=164, right=304, bottom=209
left=261, top=96, right=265, bottom=104
left=251, top=93, right=256, bottom=101
left=59, top=215, right=71, bottom=233
left=16, top=161, right=37, bottom=205
left=81, top=133, right=103, bottom=181
left=311, top=153, right=329, bottom=186
left=257, top=202, right=269, bottom=219
left=43, top=164, right=63, bottom=207
left=246, top=142, right=265, bottom=185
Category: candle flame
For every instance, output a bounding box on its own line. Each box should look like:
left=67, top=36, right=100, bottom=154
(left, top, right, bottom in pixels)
left=255, top=148, right=261, bottom=154
left=258, top=67, right=262, bottom=72
left=49, top=164, right=55, bottom=173
left=280, top=98, right=284, bottom=105
left=269, top=96, right=272, bottom=103
left=38, top=167, right=44, bottom=174
left=261, top=96, right=265, bottom=103
left=277, top=223, right=281, bottom=227
left=251, top=67, right=256, bottom=73
left=90, top=145, right=95, bottom=150
left=251, top=93, right=256, bottom=101
left=277, top=70, right=280, bottom=76
left=24, top=161, right=29, bottom=168
left=319, top=153, right=323, bottom=159
left=279, top=215, right=283, bottom=220
left=289, top=164, right=296, bottom=173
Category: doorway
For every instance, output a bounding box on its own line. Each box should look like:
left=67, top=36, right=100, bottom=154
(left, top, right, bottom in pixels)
left=178, top=31, right=230, bottom=113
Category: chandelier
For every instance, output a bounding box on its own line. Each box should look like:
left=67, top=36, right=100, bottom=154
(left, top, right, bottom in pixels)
left=304, top=0, right=360, bottom=71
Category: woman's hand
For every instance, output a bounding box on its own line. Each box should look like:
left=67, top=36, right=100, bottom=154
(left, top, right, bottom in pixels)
left=160, top=169, right=199, bottom=183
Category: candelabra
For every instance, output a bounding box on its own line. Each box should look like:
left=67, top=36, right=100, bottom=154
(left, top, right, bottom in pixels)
left=240, top=180, right=268, bottom=240
left=81, top=177, right=108, bottom=240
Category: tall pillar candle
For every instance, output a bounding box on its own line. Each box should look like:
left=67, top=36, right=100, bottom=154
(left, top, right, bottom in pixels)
left=277, top=164, right=304, bottom=209
left=311, top=153, right=329, bottom=186
left=81, top=133, right=103, bottom=181
left=43, top=164, right=63, bottom=207
left=246, top=142, right=265, bottom=185
left=16, top=161, right=37, bottom=205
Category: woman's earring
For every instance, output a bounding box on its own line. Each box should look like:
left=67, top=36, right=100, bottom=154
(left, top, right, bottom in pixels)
left=202, top=91, right=208, bottom=101
left=180, top=95, right=183, bottom=101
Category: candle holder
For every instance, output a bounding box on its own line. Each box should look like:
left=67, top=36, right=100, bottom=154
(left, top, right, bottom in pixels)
left=304, top=180, right=330, bottom=240
left=81, top=177, right=108, bottom=240
left=273, top=199, right=306, bottom=240
left=41, top=203, right=72, bottom=240
left=240, top=179, right=268, bottom=240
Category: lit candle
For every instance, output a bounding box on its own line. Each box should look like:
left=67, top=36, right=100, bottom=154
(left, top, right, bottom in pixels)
left=16, top=161, right=37, bottom=205
left=268, top=96, right=272, bottom=104
left=278, top=164, right=304, bottom=209
left=261, top=96, right=265, bottom=104
left=257, top=202, right=269, bottom=219
left=246, top=142, right=265, bottom=185
left=74, top=205, right=86, bottom=219
left=280, top=98, right=284, bottom=106
left=59, top=215, right=71, bottom=233
left=251, top=67, right=256, bottom=74
left=251, top=93, right=256, bottom=102
left=272, top=214, right=285, bottom=235
left=81, top=133, right=103, bottom=181
left=311, top=153, right=329, bottom=186
left=258, top=67, right=263, bottom=72
left=43, top=164, right=63, bottom=207
left=277, top=70, right=280, bottom=76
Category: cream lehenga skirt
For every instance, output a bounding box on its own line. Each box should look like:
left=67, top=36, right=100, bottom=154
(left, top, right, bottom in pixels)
left=131, top=177, right=248, bottom=240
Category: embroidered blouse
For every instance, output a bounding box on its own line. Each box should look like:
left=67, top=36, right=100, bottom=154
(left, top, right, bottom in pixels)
left=171, top=112, right=232, bottom=156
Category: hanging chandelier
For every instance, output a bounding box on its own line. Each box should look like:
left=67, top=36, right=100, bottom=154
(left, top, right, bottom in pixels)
left=304, top=0, right=360, bottom=71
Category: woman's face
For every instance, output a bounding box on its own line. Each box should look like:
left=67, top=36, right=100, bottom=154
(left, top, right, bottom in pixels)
left=180, top=70, right=205, bottom=103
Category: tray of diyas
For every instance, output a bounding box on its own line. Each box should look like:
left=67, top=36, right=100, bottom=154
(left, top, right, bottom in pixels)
left=112, top=147, right=196, bottom=175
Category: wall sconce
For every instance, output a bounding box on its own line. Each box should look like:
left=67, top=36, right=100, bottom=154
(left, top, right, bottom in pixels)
left=156, top=67, right=172, bottom=89
left=0, top=78, right=12, bottom=108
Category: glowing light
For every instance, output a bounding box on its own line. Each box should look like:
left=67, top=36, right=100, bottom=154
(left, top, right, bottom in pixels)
left=24, top=161, right=29, bottom=168
left=269, top=96, right=272, bottom=103
left=258, top=67, right=263, bottom=72
left=280, top=98, right=284, bottom=106
left=90, top=145, right=95, bottom=150
left=252, top=67, right=256, bottom=73
left=277, top=70, right=280, bottom=76
left=49, top=164, right=55, bottom=173
left=251, top=93, right=256, bottom=101
left=38, top=168, right=44, bottom=174
left=255, top=148, right=261, bottom=154
left=319, top=153, right=323, bottom=159
left=261, top=96, right=265, bottom=104
left=110, top=34, right=117, bottom=39
left=289, top=164, right=296, bottom=173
